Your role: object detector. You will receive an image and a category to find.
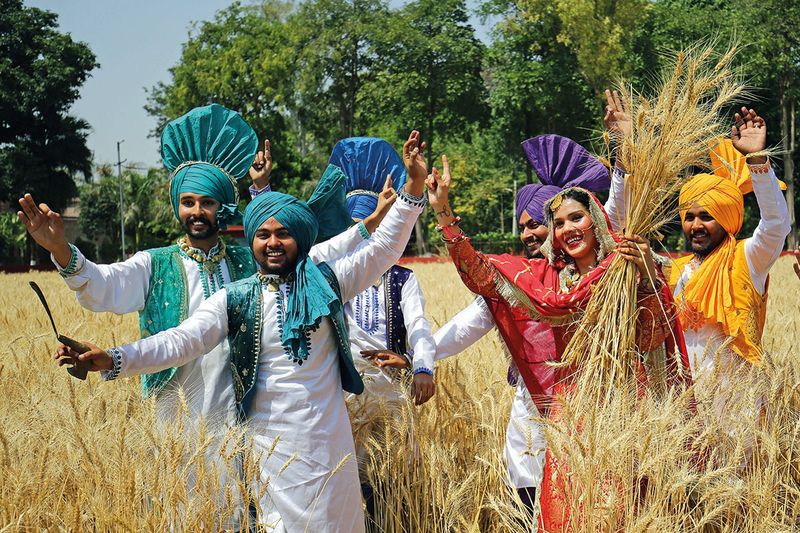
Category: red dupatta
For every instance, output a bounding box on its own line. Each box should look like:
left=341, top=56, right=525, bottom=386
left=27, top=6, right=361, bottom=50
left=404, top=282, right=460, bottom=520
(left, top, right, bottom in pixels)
left=450, top=189, right=692, bottom=406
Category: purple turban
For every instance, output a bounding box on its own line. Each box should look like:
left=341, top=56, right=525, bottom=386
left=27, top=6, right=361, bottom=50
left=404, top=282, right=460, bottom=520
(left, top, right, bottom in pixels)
left=515, top=184, right=561, bottom=225
left=516, top=135, right=610, bottom=224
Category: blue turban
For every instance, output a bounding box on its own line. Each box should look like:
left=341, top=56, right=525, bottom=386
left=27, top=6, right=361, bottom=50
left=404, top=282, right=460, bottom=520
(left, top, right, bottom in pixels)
left=518, top=135, right=610, bottom=225
left=328, top=137, right=406, bottom=221
left=243, top=165, right=351, bottom=363
left=162, top=104, right=258, bottom=229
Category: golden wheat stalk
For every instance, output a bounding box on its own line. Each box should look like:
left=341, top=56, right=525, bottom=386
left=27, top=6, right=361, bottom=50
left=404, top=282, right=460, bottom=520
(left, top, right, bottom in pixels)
left=558, top=42, right=746, bottom=405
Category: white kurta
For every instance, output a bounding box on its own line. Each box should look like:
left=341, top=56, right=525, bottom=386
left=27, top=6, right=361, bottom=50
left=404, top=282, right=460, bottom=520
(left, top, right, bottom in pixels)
left=106, top=197, right=422, bottom=532
left=433, top=297, right=546, bottom=489
left=343, top=271, right=435, bottom=476
left=54, top=225, right=366, bottom=427
left=345, top=272, right=435, bottom=398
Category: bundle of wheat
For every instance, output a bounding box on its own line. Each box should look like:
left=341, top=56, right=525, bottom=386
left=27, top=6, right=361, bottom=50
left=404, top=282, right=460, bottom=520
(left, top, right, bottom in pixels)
left=558, top=42, right=747, bottom=404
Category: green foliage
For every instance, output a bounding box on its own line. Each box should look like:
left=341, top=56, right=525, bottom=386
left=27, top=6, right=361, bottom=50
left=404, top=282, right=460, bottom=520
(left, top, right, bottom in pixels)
left=361, top=0, right=488, bottom=165
left=79, top=167, right=180, bottom=262
left=146, top=1, right=308, bottom=196
left=0, top=211, right=26, bottom=264
left=0, top=0, right=97, bottom=213
left=144, top=0, right=799, bottom=252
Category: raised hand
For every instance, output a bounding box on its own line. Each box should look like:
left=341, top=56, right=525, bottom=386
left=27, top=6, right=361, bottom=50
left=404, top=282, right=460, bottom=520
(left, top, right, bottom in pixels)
left=55, top=341, right=113, bottom=372
left=362, top=175, right=398, bottom=234
left=17, top=193, right=72, bottom=266
left=249, top=138, right=273, bottom=189
left=731, top=107, right=767, bottom=164
left=427, top=154, right=456, bottom=222
left=603, top=89, right=632, bottom=139
left=402, top=130, right=427, bottom=197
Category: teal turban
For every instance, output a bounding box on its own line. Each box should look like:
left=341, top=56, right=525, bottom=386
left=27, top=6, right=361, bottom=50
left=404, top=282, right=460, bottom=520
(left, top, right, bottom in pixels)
left=243, top=164, right=351, bottom=363
left=162, top=104, right=258, bottom=229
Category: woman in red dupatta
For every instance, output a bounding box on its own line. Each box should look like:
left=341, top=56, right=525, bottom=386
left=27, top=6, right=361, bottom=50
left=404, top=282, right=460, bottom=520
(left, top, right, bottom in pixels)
left=426, top=157, right=690, bottom=532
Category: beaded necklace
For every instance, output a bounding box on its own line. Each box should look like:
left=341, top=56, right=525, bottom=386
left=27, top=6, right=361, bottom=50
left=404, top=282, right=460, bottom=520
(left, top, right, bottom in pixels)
left=257, top=272, right=311, bottom=365
left=178, top=237, right=227, bottom=299
left=178, top=237, right=226, bottom=275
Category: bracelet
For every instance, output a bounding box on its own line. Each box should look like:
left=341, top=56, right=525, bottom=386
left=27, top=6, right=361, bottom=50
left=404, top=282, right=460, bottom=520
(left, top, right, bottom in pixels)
left=397, top=190, right=427, bottom=208
left=356, top=221, right=370, bottom=240
left=439, top=225, right=466, bottom=243
left=103, top=347, right=123, bottom=381
left=58, top=243, right=81, bottom=278
left=746, top=158, right=770, bottom=174
left=413, top=367, right=434, bottom=377
left=435, top=216, right=461, bottom=231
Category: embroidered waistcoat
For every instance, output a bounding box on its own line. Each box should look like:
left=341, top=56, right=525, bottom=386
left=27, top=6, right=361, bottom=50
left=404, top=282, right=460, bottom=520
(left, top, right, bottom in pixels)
left=669, top=240, right=768, bottom=364
left=226, top=263, right=364, bottom=419
left=383, top=265, right=412, bottom=356
left=138, top=243, right=256, bottom=398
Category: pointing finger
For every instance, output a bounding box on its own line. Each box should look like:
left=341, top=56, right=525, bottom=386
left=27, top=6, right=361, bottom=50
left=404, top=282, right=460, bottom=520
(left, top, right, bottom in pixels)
left=383, top=174, right=392, bottom=191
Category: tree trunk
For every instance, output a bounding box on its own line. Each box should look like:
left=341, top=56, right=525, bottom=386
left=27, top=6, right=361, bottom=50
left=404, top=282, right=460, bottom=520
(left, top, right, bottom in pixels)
left=781, top=85, right=797, bottom=249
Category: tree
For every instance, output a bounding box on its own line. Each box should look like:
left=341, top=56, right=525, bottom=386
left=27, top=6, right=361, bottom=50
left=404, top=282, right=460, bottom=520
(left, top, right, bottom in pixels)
left=146, top=1, right=310, bottom=196
left=79, top=166, right=179, bottom=262
left=288, top=0, right=389, bottom=152
left=360, top=0, right=487, bottom=253
left=0, top=0, right=97, bottom=263
left=482, top=0, right=597, bottom=185
left=517, top=0, right=649, bottom=93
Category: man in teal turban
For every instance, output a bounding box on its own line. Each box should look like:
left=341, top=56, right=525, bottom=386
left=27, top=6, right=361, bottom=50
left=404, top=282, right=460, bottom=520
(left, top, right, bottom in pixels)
left=56, top=130, right=432, bottom=531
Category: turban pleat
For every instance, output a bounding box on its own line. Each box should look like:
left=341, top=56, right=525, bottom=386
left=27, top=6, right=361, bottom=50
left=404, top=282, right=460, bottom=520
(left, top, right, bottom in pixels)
left=518, top=135, right=610, bottom=224
left=162, top=104, right=258, bottom=229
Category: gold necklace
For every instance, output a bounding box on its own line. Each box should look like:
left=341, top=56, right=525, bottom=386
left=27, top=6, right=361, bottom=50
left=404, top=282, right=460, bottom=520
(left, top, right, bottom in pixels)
left=257, top=272, right=292, bottom=292
left=178, top=237, right=227, bottom=275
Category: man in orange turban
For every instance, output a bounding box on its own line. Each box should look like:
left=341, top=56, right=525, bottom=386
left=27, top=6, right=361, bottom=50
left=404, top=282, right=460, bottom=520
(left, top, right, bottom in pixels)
left=670, top=108, right=790, bottom=388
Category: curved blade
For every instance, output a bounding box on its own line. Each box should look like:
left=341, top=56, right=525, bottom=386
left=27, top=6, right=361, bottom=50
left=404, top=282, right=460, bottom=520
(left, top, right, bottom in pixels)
left=29, top=281, right=60, bottom=337
left=29, top=281, right=90, bottom=380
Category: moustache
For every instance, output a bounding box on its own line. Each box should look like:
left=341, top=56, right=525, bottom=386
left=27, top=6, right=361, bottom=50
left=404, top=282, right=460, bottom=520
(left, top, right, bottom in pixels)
left=186, top=215, right=214, bottom=226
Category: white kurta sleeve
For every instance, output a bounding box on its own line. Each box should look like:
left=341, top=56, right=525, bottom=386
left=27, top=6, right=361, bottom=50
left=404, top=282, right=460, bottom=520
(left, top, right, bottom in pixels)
left=109, top=290, right=229, bottom=379
left=603, top=166, right=628, bottom=233
left=308, top=222, right=368, bottom=264
left=399, top=272, right=436, bottom=374
left=744, top=165, right=792, bottom=294
left=54, top=245, right=152, bottom=314
left=328, top=195, right=423, bottom=302
left=433, top=297, right=495, bottom=361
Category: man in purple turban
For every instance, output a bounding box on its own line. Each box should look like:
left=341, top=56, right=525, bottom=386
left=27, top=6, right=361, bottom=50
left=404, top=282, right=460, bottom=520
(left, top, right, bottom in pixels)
left=433, top=134, right=610, bottom=524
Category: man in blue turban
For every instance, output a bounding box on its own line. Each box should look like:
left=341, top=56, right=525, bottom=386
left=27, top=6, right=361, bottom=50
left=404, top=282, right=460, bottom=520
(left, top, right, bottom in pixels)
left=432, top=135, right=611, bottom=524
left=56, top=131, right=431, bottom=532
left=327, top=137, right=436, bottom=525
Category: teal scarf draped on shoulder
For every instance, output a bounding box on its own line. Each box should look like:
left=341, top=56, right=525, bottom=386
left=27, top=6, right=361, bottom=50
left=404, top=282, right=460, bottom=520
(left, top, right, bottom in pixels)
left=243, top=164, right=351, bottom=363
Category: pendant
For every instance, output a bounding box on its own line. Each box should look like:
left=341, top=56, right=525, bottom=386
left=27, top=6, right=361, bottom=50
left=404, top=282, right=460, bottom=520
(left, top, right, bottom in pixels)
left=267, top=280, right=280, bottom=292
left=204, top=261, right=217, bottom=275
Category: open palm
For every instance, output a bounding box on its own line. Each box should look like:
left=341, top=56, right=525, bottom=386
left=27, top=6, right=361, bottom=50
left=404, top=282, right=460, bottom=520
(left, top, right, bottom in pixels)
left=17, top=193, right=67, bottom=252
left=731, top=107, right=767, bottom=156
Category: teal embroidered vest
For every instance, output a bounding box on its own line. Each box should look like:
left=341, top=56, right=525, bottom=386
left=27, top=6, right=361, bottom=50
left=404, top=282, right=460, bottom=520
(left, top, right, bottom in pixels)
left=138, top=243, right=257, bottom=398
left=226, top=263, right=364, bottom=419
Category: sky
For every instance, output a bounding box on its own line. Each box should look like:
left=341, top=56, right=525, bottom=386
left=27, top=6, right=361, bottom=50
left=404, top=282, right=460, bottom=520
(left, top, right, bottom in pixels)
left=24, top=0, right=494, bottom=173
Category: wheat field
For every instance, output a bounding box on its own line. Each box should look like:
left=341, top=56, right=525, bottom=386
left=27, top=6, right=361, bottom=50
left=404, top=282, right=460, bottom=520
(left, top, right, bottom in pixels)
left=0, top=257, right=798, bottom=531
